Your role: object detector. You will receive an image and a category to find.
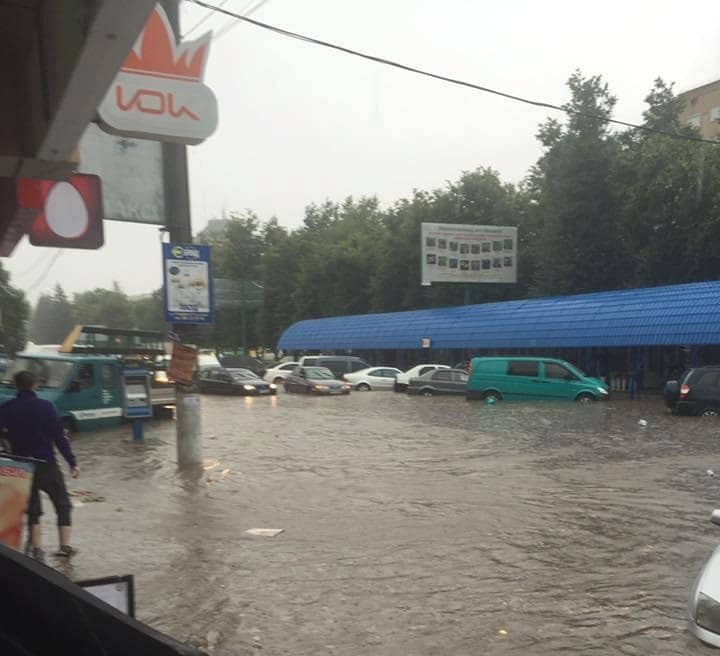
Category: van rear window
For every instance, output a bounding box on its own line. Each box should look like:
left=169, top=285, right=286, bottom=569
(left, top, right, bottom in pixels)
left=507, top=361, right=539, bottom=377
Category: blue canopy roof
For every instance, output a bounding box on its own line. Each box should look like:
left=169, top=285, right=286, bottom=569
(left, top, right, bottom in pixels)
left=278, top=281, right=720, bottom=350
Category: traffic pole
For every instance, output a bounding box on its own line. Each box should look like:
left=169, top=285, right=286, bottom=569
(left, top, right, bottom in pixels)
left=161, top=0, right=202, bottom=467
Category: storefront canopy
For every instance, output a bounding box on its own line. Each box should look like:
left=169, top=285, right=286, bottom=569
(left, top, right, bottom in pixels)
left=278, top=281, right=720, bottom=351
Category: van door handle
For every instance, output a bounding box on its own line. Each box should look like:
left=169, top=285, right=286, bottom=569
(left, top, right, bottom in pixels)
left=532, top=379, right=550, bottom=384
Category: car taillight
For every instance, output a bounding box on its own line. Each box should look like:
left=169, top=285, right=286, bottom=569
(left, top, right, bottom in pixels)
left=680, top=384, right=690, bottom=399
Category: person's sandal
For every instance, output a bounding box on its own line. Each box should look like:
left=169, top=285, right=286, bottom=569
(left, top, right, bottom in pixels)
left=30, top=547, right=46, bottom=563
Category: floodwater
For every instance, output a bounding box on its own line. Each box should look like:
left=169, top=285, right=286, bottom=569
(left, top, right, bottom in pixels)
left=57, top=392, right=720, bottom=655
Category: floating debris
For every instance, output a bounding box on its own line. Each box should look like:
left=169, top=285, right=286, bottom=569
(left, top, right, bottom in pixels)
left=245, top=528, right=284, bottom=537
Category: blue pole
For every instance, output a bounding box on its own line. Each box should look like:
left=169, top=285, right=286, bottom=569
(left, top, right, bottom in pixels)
left=132, top=419, right=144, bottom=443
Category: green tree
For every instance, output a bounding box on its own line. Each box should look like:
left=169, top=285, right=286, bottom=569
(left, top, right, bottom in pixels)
left=529, top=71, right=627, bottom=295
left=29, top=284, right=74, bottom=344
left=130, top=288, right=165, bottom=331
left=73, top=282, right=134, bottom=328
left=0, top=264, right=30, bottom=354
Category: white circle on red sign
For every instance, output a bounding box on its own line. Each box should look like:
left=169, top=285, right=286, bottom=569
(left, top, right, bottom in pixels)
left=44, top=182, right=89, bottom=238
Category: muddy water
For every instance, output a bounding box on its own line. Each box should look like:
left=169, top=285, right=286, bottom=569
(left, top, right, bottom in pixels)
left=61, top=393, right=720, bottom=654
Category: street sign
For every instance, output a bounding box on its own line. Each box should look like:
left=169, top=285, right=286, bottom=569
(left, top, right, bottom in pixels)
left=162, top=243, right=213, bottom=324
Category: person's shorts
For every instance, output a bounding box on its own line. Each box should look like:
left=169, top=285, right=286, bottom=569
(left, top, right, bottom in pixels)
left=28, top=462, right=72, bottom=526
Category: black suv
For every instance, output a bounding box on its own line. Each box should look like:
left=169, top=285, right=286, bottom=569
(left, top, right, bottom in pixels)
left=665, top=366, right=720, bottom=417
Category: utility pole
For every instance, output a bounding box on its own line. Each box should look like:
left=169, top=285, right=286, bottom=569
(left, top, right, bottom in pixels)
left=161, top=0, right=202, bottom=466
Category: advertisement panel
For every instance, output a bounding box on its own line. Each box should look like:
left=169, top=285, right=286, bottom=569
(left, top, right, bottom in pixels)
left=78, top=123, right=165, bottom=225
left=0, top=457, right=35, bottom=550
left=167, top=343, right=198, bottom=385
left=98, top=4, right=218, bottom=145
left=162, top=243, right=213, bottom=324
left=421, top=223, right=517, bottom=285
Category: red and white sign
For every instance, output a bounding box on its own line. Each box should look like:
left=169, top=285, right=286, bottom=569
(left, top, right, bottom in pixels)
left=98, top=4, right=218, bottom=145
left=19, top=174, right=104, bottom=249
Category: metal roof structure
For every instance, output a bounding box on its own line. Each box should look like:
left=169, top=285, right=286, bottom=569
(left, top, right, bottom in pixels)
left=278, top=281, right=720, bottom=351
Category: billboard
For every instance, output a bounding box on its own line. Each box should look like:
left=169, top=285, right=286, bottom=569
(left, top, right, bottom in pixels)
left=421, top=223, right=517, bottom=285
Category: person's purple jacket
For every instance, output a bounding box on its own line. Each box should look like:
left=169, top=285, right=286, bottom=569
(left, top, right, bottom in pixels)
left=0, top=390, right=76, bottom=467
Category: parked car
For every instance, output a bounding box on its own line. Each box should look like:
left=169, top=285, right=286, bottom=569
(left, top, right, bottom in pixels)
left=198, top=367, right=277, bottom=396
left=689, top=509, right=720, bottom=646
left=284, top=366, right=351, bottom=395
left=342, top=367, right=402, bottom=391
left=263, top=362, right=300, bottom=384
left=219, top=355, right=266, bottom=377
left=297, top=355, right=370, bottom=379
left=466, top=356, right=609, bottom=402
left=665, top=366, right=720, bottom=416
left=394, top=364, right=450, bottom=392
left=407, top=368, right=469, bottom=396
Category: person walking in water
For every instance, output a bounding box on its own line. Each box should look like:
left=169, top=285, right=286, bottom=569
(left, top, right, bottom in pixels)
left=0, top=370, right=79, bottom=561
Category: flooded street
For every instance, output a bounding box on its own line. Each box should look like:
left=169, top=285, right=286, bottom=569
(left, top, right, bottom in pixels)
left=62, top=392, right=720, bottom=655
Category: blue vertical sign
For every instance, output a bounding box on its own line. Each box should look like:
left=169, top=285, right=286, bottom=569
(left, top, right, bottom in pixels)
left=162, top=243, right=214, bottom=324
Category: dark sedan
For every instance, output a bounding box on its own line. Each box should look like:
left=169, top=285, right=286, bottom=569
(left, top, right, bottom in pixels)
left=198, top=367, right=277, bottom=396
left=284, top=366, right=351, bottom=395
left=407, top=368, right=469, bottom=396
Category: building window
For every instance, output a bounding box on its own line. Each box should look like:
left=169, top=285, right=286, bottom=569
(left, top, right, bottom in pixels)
left=688, top=115, right=702, bottom=129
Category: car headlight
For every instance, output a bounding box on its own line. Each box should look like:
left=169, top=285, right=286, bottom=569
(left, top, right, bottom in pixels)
left=597, top=387, right=608, bottom=394
left=314, top=384, right=327, bottom=390
left=696, top=593, right=720, bottom=632
left=269, top=383, right=277, bottom=389
left=243, top=384, right=255, bottom=391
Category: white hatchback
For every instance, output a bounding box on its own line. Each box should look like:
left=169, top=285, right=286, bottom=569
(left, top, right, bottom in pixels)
left=394, top=364, right=451, bottom=392
left=263, top=362, right=300, bottom=384
left=342, top=367, right=403, bottom=391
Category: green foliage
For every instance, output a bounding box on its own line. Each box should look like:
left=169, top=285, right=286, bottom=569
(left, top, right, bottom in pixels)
left=28, top=284, right=74, bottom=344
left=0, top=263, right=29, bottom=354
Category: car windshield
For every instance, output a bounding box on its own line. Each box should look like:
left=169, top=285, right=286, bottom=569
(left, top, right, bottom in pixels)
left=230, top=369, right=256, bottom=380
left=1, top=357, right=74, bottom=389
left=564, top=362, right=587, bottom=378
left=306, top=368, right=334, bottom=379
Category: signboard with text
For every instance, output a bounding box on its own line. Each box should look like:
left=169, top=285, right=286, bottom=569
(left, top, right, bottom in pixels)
left=162, top=243, right=213, bottom=324
left=0, top=457, right=35, bottom=550
left=98, top=4, right=218, bottom=145
left=421, top=223, right=518, bottom=285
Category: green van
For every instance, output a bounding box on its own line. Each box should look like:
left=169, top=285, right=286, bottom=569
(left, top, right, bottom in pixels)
left=466, top=357, right=610, bottom=403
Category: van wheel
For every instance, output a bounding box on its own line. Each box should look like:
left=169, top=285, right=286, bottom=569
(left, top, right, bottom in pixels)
left=576, top=393, right=596, bottom=404
left=699, top=407, right=720, bottom=417
left=482, top=391, right=502, bottom=402
left=421, top=388, right=433, bottom=397
left=356, top=383, right=371, bottom=392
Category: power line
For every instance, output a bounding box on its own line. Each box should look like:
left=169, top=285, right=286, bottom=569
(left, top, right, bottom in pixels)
left=187, top=0, right=719, bottom=146
left=26, top=250, right=63, bottom=294
left=213, top=0, right=272, bottom=41
left=183, top=0, right=231, bottom=38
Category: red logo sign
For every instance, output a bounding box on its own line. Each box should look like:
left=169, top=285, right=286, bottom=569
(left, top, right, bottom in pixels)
left=98, top=4, right=218, bottom=144
left=19, top=175, right=104, bottom=249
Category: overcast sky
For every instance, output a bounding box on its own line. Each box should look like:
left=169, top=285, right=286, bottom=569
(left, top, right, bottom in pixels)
left=6, top=0, right=720, bottom=304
